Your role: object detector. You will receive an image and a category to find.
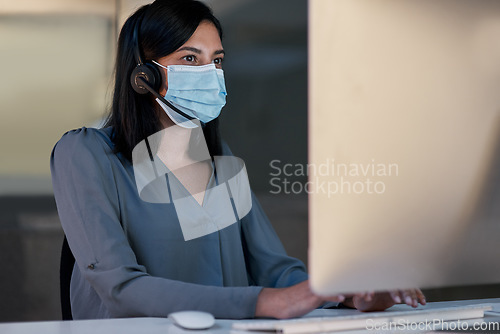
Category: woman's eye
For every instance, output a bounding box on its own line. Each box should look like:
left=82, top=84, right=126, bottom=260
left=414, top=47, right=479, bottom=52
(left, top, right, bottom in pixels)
left=213, top=58, right=223, bottom=65
left=183, top=55, right=195, bottom=62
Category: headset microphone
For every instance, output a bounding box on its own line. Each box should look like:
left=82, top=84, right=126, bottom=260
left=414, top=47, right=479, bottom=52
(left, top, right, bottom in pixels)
left=134, top=77, right=196, bottom=121
left=130, top=13, right=196, bottom=121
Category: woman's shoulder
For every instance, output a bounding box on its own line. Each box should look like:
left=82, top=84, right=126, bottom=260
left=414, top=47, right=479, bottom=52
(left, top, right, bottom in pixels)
left=51, top=126, right=118, bottom=167
left=53, top=126, right=114, bottom=153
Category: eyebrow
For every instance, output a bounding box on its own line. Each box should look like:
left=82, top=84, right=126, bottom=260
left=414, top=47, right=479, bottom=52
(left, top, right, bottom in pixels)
left=176, top=46, right=225, bottom=56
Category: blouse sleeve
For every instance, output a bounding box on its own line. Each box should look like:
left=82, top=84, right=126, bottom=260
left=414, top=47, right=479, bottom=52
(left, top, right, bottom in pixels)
left=241, top=191, right=309, bottom=287
left=50, top=128, right=262, bottom=319
left=220, top=141, right=309, bottom=288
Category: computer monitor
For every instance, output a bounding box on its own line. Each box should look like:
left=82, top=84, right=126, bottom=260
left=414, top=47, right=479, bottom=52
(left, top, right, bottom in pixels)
left=308, top=0, right=500, bottom=295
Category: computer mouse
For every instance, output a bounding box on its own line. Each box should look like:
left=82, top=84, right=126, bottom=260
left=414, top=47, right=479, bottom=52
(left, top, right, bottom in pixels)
left=168, top=310, right=215, bottom=330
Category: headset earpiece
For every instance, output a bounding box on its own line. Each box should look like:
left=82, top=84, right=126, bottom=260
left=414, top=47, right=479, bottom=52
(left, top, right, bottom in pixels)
left=128, top=8, right=195, bottom=121
left=130, top=62, right=162, bottom=94
left=130, top=9, right=162, bottom=95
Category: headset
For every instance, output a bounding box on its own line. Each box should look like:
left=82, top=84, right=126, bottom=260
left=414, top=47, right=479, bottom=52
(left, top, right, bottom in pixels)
left=129, top=12, right=195, bottom=121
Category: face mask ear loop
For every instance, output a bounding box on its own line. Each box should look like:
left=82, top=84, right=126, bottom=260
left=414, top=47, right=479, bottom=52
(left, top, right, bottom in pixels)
left=151, top=60, right=166, bottom=69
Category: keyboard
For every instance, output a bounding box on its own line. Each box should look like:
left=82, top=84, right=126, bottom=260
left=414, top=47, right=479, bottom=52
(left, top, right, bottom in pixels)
left=232, top=304, right=492, bottom=333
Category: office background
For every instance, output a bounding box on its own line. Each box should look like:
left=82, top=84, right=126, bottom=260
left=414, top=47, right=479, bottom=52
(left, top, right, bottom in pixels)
left=0, top=0, right=498, bottom=323
left=0, top=0, right=308, bottom=321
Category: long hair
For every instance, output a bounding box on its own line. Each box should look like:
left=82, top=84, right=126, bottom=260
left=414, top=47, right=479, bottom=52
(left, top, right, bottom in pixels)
left=104, top=0, right=223, bottom=161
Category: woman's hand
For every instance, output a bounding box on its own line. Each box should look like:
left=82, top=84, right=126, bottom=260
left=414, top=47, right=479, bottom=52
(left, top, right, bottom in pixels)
left=255, top=280, right=345, bottom=319
left=255, top=281, right=426, bottom=319
left=255, top=281, right=426, bottom=318
left=389, top=289, right=426, bottom=308
left=342, top=289, right=426, bottom=312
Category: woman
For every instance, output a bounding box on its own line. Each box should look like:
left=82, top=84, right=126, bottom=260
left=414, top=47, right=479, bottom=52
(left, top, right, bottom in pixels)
left=50, top=0, right=425, bottom=320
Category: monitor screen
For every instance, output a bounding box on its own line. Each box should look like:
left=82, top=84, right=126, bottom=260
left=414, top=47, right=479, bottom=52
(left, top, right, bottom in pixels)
left=308, top=0, right=500, bottom=295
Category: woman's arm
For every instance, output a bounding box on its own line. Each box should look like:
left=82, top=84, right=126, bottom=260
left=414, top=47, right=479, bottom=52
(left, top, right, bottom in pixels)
left=220, top=140, right=308, bottom=288
left=235, top=183, right=425, bottom=316
left=239, top=190, right=309, bottom=288
left=51, top=128, right=262, bottom=319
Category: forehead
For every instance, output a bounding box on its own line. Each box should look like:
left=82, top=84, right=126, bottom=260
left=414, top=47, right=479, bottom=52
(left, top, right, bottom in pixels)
left=180, top=21, right=222, bottom=49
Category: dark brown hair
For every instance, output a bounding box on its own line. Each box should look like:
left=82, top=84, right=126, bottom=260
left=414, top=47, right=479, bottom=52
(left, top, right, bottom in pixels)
left=104, top=0, right=223, bottom=161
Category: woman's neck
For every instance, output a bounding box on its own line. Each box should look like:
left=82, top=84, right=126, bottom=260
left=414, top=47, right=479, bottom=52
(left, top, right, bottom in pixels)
left=156, top=111, right=212, bottom=170
left=157, top=124, right=194, bottom=167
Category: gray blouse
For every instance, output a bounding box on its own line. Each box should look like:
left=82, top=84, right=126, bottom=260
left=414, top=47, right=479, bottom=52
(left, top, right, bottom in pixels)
left=50, top=127, right=307, bottom=320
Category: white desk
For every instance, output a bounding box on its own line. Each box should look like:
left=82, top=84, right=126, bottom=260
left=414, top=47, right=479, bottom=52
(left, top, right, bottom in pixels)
left=2, top=299, right=500, bottom=334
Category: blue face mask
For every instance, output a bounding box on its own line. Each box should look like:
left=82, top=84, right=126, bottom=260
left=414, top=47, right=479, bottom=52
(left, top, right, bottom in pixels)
left=153, top=61, right=227, bottom=125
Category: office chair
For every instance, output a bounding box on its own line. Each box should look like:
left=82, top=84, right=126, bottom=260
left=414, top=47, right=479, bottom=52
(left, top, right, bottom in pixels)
left=60, top=235, right=75, bottom=320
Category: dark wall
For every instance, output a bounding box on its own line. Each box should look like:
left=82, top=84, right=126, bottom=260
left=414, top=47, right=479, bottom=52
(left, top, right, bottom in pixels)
left=217, top=0, right=309, bottom=192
